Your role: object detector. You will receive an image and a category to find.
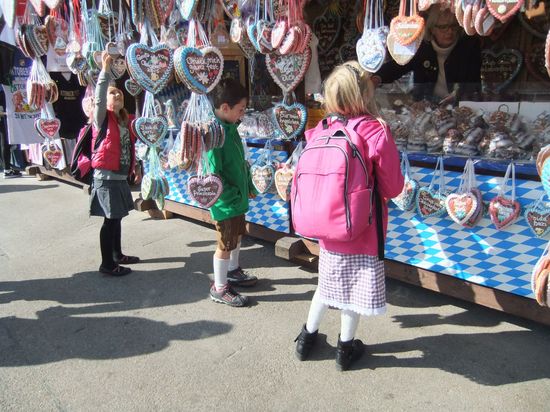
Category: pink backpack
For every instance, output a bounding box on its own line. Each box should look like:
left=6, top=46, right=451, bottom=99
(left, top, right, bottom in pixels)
left=291, top=116, right=373, bottom=241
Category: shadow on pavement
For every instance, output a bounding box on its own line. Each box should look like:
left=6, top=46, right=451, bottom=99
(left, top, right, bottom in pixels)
left=0, top=184, right=59, bottom=194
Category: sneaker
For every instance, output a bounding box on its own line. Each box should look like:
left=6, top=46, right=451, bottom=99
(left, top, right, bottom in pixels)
left=4, top=170, right=22, bottom=179
left=227, top=267, right=258, bottom=287
left=210, top=284, right=249, bottom=307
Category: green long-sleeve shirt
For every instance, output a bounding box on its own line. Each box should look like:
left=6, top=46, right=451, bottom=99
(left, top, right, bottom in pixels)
left=206, top=118, right=256, bottom=221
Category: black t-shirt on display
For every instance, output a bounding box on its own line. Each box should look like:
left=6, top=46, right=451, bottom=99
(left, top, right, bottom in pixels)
left=50, top=72, right=87, bottom=139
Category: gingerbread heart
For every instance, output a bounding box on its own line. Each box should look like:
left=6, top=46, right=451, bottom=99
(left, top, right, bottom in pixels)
left=251, top=164, right=275, bottom=194
left=174, top=46, right=224, bottom=94
left=125, top=78, right=143, bottom=96
left=525, top=202, right=550, bottom=238
left=390, top=15, right=425, bottom=46
left=271, top=19, right=288, bottom=49
left=445, top=192, right=478, bottom=226
left=313, top=12, right=342, bottom=53
left=141, top=174, right=155, bottom=200
left=134, top=116, right=168, bottom=147
left=392, top=179, right=419, bottom=211
left=187, top=174, right=224, bottom=208
left=489, top=196, right=521, bottom=230
left=272, top=102, right=307, bottom=140
left=35, top=118, right=61, bottom=139
left=387, top=32, right=422, bottom=66
left=97, top=13, right=118, bottom=39
left=110, top=56, right=127, bottom=78
left=265, top=48, right=312, bottom=94
left=546, top=29, right=550, bottom=77
left=230, top=18, right=244, bottom=43
left=481, top=48, right=523, bottom=93
left=356, top=27, right=389, bottom=72
left=275, top=167, right=294, bottom=202
left=487, top=0, right=524, bottom=22
left=44, top=147, right=63, bottom=168
left=416, top=187, right=447, bottom=218
left=126, top=43, right=173, bottom=94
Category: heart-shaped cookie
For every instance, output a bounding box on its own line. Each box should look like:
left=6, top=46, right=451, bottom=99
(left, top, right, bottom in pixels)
left=275, top=167, right=294, bottom=201
left=313, top=12, right=342, bottom=53
left=487, top=0, right=524, bottom=22
left=481, top=48, right=523, bottom=93
left=445, top=192, right=478, bottom=226
left=35, top=118, right=61, bottom=139
left=230, top=18, right=244, bottom=43
left=134, top=116, right=168, bottom=147
left=271, top=19, right=288, bottom=49
left=387, top=31, right=423, bottom=66
left=174, top=46, right=224, bottom=94
left=265, top=48, right=312, bottom=94
left=44, top=146, right=63, bottom=168
left=272, top=102, right=307, bottom=140
left=525, top=201, right=550, bottom=238
left=489, top=195, right=521, bottom=230
left=390, top=15, right=425, bottom=46
left=416, top=187, right=447, bottom=218
left=187, top=174, right=224, bottom=208
left=356, top=27, right=389, bottom=72
left=251, top=164, right=275, bottom=194
left=126, top=43, right=173, bottom=94
left=392, top=179, right=419, bottom=211
left=125, top=78, right=143, bottom=96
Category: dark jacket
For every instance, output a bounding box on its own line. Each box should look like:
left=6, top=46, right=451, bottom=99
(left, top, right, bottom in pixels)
left=376, top=35, right=481, bottom=101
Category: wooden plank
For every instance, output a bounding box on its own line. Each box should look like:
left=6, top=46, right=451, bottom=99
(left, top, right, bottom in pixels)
left=275, top=236, right=305, bottom=260
left=35, top=166, right=84, bottom=187
left=384, top=260, right=550, bottom=326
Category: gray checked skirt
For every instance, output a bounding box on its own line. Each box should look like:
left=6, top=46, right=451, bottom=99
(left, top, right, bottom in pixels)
left=90, top=178, right=134, bottom=219
left=317, top=248, right=386, bottom=316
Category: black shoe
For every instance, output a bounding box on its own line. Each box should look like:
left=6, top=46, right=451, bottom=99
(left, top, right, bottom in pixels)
left=4, top=170, right=22, bottom=179
left=294, top=324, right=318, bottom=361
left=335, top=335, right=365, bottom=371
left=227, top=267, right=258, bottom=287
left=114, top=255, right=140, bottom=264
left=99, top=265, right=132, bottom=276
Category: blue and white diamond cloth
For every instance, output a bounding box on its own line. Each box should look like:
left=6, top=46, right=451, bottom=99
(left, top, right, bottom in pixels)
left=161, top=146, right=290, bottom=233
left=386, top=166, right=546, bottom=299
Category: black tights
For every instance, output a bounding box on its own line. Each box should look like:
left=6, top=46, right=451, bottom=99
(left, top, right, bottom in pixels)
left=100, top=217, right=123, bottom=269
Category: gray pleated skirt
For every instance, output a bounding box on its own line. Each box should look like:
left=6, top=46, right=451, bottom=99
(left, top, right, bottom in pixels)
left=90, top=178, right=134, bottom=219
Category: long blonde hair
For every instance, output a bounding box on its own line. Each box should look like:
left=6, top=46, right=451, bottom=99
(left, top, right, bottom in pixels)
left=323, top=61, right=381, bottom=120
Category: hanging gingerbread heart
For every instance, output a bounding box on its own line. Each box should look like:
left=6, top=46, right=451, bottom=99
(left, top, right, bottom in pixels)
left=525, top=200, right=550, bottom=238
left=489, top=196, right=521, bottom=229
left=445, top=192, right=478, bottom=225
left=356, top=27, right=389, bottom=72
left=125, top=78, right=143, bottom=96
left=44, top=145, right=63, bottom=168
left=126, top=43, right=173, bottom=94
left=272, top=102, right=307, bottom=140
left=392, top=179, right=419, bottom=211
left=187, top=174, right=224, bottom=208
left=390, top=15, right=425, bottom=46
left=487, top=0, right=524, bottom=22
left=174, top=46, right=224, bottom=94
left=251, top=164, right=275, bottom=194
left=387, top=31, right=423, bottom=65
left=35, top=118, right=61, bottom=139
left=265, top=48, right=312, bottom=94
left=313, top=11, right=342, bottom=53
left=546, top=29, right=550, bottom=77
left=481, top=48, right=523, bottom=93
left=97, top=13, right=118, bottom=40
left=134, top=116, right=168, bottom=147
left=416, top=187, right=447, bottom=218
left=463, top=188, right=484, bottom=227
left=271, top=18, right=288, bottom=49
left=230, top=18, right=244, bottom=43
left=275, top=166, right=294, bottom=202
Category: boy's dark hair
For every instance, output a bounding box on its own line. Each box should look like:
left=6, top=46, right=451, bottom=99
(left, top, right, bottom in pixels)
left=208, top=78, right=248, bottom=109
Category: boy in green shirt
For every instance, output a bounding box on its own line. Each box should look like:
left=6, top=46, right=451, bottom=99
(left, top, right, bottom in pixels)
left=207, top=79, right=258, bottom=307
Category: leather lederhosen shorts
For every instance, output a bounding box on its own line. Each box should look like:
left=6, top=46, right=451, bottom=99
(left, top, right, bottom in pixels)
left=214, top=214, right=247, bottom=251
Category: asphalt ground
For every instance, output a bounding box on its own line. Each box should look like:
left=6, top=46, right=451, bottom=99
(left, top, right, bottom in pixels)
left=1, top=175, right=549, bottom=411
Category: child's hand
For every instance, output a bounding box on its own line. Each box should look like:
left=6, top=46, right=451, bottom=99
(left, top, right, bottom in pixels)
left=249, top=192, right=256, bottom=199
left=102, top=51, right=112, bottom=70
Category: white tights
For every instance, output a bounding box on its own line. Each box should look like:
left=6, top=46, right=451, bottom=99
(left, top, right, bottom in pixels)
left=305, top=289, right=360, bottom=342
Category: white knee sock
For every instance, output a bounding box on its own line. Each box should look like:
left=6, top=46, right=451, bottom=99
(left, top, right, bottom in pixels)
left=305, top=289, right=329, bottom=333
left=213, top=256, right=229, bottom=289
left=228, top=242, right=241, bottom=271
left=340, top=310, right=360, bottom=342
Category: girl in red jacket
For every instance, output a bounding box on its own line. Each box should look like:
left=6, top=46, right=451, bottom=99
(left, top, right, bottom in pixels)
left=294, top=62, right=404, bottom=371
left=89, top=51, right=139, bottom=276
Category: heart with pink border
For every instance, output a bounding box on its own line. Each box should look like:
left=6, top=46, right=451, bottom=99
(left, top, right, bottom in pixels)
left=487, top=0, right=524, bottom=22
left=265, top=48, right=312, bottom=94
left=35, top=118, right=61, bottom=139
left=125, top=78, right=143, bottom=96
left=44, top=146, right=63, bottom=168
left=272, top=102, right=307, bottom=140
left=188, top=174, right=224, bottom=208
left=134, top=116, right=168, bottom=147
left=489, top=195, right=521, bottom=230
